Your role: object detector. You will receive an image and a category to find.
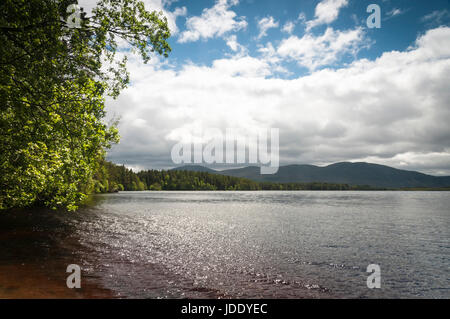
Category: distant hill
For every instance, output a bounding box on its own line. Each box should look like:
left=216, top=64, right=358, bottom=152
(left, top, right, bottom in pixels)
left=173, top=162, right=450, bottom=188
left=171, top=165, right=217, bottom=173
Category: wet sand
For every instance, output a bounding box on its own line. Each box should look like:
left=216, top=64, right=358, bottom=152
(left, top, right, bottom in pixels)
left=0, top=263, right=114, bottom=299
left=0, top=209, right=116, bottom=299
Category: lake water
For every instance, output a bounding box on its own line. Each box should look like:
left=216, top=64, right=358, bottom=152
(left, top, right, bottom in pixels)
left=1, top=191, right=449, bottom=298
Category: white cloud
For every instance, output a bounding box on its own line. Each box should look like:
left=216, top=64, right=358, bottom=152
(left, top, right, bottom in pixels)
left=225, top=35, right=247, bottom=55
left=421, top=9, right=450, bottom=26
left=386, top=8, right=403, bottom=18
left=282, top=21, right=295, bottom=34
left=257, top=16, right=279, bottom=39
left=281, top=13, right=307, bottom=35
left=277, top=27, right=366, bottom=71
left=225, top=35, right=239, bottom=51
left=212, top=56, right=272, bottom=77
left=257, top=42, right=278, bottom=62
left=256, top=42, right=289, bottom=75
left=178, top=0, right=247, bottom=43
left=306, top=0, right=348, bottom=31
left=106, top=27, right=450, bottom=175
left=298, top=13, right=306, bottom=23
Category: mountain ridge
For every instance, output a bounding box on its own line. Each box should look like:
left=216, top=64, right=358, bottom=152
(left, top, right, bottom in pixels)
left=172, top=162, right=450, bottom=188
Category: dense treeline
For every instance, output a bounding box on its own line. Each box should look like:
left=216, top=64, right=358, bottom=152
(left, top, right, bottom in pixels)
left=93, top=160, right=145, bottom=192
left=93, top=161, right=383, bottom=192
left=138, top=169, right=261, bottom=191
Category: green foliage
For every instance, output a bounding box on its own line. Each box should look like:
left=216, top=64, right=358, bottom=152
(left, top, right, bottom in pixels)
left=0, top=0, right=170, bottom=211
left=93, top=160, right=142, bottom=192
left=93, top=161, right=383, bottom=193
left=149, top=183, right=162, bottom=191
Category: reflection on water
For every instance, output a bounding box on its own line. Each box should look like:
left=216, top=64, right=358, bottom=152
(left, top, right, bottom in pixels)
left=1, top=191, right=449, bottom=298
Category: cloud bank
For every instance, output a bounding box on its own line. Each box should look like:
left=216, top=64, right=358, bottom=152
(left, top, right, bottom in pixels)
left=105, top=26, right=450, bottom=175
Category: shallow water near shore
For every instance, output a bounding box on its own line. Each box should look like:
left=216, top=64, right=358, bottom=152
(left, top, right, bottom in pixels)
left=1, top=191, right=449, bottom=298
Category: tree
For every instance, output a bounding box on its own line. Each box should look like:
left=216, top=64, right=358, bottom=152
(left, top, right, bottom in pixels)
left=149, top=182, right=161, bottom=191
left=0, top=0, right=171, bottom=210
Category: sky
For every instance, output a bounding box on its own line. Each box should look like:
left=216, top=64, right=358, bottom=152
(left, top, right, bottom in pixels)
left=80, top=0, right=450, bottom=175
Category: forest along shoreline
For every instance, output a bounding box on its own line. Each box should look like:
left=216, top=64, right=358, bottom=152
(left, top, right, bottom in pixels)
left=94, top=161, right=388, bottom=192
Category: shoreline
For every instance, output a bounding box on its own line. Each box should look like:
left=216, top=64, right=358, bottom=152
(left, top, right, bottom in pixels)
left=0, top=263, right=116, bottom=299
left=0, top=210, right=116, bottom=299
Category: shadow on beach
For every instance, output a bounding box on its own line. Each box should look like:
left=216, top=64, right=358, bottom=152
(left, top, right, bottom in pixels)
left=0, top=207, right=115, bottom=298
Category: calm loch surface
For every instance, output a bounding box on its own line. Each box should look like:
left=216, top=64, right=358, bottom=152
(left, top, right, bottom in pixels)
left=1, top=191, right=449, bottom=298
